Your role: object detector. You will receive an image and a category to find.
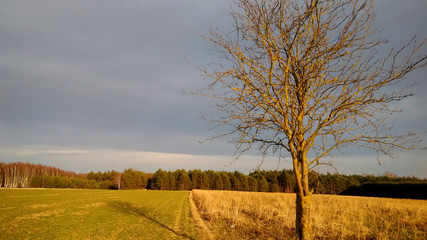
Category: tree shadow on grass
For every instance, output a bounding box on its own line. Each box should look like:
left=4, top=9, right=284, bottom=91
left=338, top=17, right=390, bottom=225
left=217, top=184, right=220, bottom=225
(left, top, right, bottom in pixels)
left=108, top=200, right=195, bottom=240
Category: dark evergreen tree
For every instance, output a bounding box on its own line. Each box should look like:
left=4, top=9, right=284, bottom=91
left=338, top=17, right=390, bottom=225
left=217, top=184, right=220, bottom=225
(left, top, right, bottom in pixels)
left=212, top=172, right=224, bottom=190
left=175, top=169, right=191, bottom=190
left=189, top=169, right=209, bottom=190
left=258, top=176, right=269, bottom=192
left=151, top=169, right=168, bottom=190
left=248, top=176, right=258, bottom=192
left=229, top=172, right=241, bottom=191
left=269, top=183, right=281, bottom=192
left=220, top=172, right=231, bottom=190
left=235, top=171, right=249, bottom=191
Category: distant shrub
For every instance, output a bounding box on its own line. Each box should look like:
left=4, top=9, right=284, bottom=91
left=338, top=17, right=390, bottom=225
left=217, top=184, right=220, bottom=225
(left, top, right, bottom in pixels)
left=269, top=183, right=281, bottom=192
left=29, top=175, right=101, bottom=189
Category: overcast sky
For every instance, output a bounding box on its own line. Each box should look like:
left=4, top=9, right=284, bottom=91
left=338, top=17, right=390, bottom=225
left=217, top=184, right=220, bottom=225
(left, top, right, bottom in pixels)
left=0, top=0, right=426, bottom=177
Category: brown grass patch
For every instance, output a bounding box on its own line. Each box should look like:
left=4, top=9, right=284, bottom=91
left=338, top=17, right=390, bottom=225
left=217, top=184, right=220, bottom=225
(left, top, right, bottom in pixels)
left=30, top=203, right=51, bottom=208
left=0, top=206, right=16, bottom=210
left=30, top=203, right=62, bottom=209
left=70, top=211, right=89, bottom=216
left=80, top=202, right=107, bottom=209
left=17, top=209, right=65, bottom=220
left=191, top=190, right=427, bottom=239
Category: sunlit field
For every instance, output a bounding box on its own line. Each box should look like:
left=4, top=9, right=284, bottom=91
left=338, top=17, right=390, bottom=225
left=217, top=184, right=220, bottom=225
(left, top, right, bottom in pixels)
left=191, top=190, right=427, bottom=239
left=2, top=189, right=425, bottom=239
left=0, top=189, right=195, bottom=240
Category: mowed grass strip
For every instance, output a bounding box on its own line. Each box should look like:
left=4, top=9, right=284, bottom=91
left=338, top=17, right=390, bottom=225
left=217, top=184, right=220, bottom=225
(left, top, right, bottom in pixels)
left=191, top=190, right=427, bottom=239
left=0, top=189, right=196, bottom=240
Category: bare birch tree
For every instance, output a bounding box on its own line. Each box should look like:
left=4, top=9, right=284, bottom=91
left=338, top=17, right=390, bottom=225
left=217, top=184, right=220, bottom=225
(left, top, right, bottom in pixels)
left=199, top=0, right=426, bottom=239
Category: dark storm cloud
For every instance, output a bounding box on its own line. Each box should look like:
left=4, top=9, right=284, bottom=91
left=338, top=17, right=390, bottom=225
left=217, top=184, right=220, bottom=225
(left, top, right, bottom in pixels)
left=0, top=0, right=425, bottom=176
left=375, top=0, right=427, bottom=135
left=0, top=0, right=231, bottom=154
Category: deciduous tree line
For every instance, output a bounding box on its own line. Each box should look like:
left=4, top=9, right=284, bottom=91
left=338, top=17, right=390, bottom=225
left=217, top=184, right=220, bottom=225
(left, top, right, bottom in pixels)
left=0, top=162, right=147, bottom=190
left=0, top=162, right=81, bottom=188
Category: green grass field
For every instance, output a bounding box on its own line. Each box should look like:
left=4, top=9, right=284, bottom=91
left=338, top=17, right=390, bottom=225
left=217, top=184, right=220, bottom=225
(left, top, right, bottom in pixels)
left=0, top=189, right=196, bottom=240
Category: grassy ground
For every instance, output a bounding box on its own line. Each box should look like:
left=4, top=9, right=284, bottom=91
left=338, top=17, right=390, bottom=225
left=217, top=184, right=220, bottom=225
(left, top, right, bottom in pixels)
left=3, top=189, right=426, bottom=239
left=0, top=189, right=196, bottom=240
left=191, top=190, right=427, bottom=239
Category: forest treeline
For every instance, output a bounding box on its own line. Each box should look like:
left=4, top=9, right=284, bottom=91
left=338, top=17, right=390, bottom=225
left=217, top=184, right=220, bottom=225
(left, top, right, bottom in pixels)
left=1, top=162, right=426, bottom=198
left=148, top=168, right=427, bottom=199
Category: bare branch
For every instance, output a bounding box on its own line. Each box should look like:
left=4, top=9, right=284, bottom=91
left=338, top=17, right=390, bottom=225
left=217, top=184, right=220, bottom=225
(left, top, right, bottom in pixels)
left=198, top=1, right=426, bottom=237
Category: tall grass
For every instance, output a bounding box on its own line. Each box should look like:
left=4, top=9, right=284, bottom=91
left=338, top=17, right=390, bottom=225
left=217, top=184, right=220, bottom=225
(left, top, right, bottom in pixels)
left=191, top=190, right=427, bottom=239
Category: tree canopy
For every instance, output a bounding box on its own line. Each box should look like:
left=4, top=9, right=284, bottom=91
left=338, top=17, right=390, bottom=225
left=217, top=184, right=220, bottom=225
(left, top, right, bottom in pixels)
left=200, top=0, right=426, bottom=238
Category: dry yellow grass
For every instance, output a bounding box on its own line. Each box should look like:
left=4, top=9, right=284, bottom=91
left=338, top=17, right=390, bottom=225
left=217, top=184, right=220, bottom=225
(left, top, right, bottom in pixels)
left=191, top=190, right=427, bottom=239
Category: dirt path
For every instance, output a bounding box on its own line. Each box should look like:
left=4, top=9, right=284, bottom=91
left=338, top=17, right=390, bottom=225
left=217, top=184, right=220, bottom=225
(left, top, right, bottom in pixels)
left=189, top=190, right=214, bottom=240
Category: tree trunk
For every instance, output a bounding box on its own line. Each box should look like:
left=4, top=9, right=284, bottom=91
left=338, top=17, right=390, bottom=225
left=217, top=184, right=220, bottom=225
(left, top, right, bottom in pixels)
left=296, top=192, right=311, bottom=240
left=295, top=151, right=311, bottom=239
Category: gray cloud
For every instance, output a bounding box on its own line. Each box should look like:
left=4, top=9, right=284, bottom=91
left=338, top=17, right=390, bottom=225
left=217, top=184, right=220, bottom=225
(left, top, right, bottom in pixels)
left=0, top=0, right=230, bottom=151
left=0, top=0, right=425, bottom=176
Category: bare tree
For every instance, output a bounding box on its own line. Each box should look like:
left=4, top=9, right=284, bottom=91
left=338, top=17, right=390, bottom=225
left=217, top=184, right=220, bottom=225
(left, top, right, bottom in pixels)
left=199, top=0, right=426, bottom=239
